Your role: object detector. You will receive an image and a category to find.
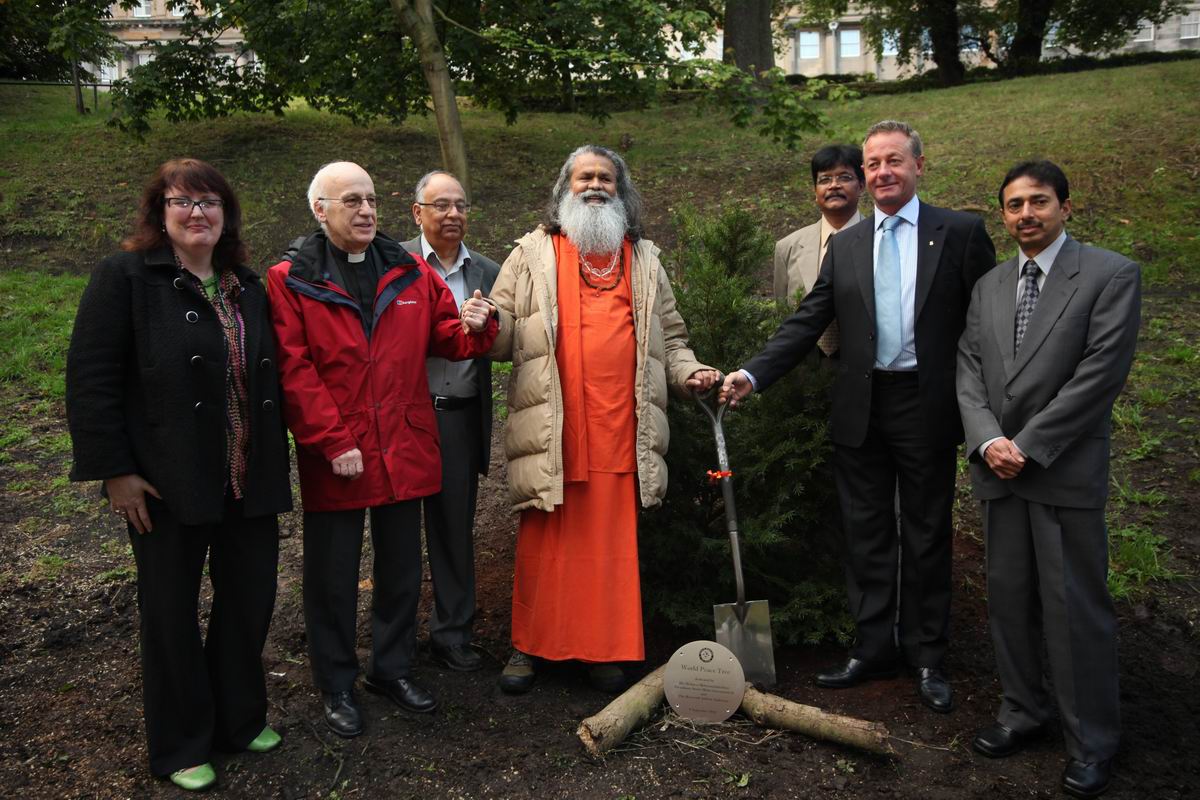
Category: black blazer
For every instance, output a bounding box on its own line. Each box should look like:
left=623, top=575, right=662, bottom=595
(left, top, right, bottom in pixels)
left=744, top=202, right=995, bottom=449
left=67, top=247, right=293, bottom=524
left=400, top=237, right=501, bottom=475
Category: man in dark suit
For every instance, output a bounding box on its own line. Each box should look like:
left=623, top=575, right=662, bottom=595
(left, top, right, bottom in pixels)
left=721, top=120, right=995, bottom=713
left=402, top=170, right=500, bottom=673
left=957, top=161, right=1139, bottom=798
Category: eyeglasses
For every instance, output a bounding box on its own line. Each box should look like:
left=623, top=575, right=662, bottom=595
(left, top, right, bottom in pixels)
left=165, top=197, right=224, bottom=212
left=416, top=200, right=470, bottom=215
left=319, top=196, right=378, bottom=210
left=815, top=174, right=860, bottom=187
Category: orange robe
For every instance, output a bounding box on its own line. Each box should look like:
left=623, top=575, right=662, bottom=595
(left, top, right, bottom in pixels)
left=510, top=235, right=644, bottom=663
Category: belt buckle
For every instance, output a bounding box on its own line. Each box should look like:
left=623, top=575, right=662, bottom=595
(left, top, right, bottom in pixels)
left=432, top=395, right=448, bottom=411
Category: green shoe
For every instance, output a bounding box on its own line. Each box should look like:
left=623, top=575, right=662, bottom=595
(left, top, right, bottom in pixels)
left=169, top=763, right=216, bottom=791
left=247, top=725, right=282, bottom=753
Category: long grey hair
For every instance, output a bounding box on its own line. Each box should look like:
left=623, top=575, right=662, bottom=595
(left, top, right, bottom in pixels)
left=542, top=145, right=645, bottom=241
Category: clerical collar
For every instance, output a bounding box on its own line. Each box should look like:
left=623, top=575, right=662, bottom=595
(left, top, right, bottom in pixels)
left=329, top=241, right=368, bottom=263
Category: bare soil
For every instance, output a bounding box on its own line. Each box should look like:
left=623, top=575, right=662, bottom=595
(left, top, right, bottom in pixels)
left=1, top=289, right=1197, bottom=800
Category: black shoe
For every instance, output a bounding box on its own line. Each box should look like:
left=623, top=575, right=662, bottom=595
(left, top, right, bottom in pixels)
left=587, top=663, right=626, bottom=694
left=431, top=642, right=483, bottom=672
left=972, top=722, right=1043, bottom=758
left=917, top=667, right=954, bottom=713
left=1062, top=758, right=1112, bottom=798
left=497, top=650, right=536, bottom=694
left=815, top=657, right=898, bottom=689
left=363, top=675, right=438, bottom=714
left=322, top=690, right=363, bottom=738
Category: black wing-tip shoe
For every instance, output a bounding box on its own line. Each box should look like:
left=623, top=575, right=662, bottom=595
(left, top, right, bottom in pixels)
left=815, top=657, right=898, bottom=689
left=431, top=642, right=484, bottom=672
left=322, top=690, right=363, bottom=738
left=1062, top=758, right=1112, bottom=798
left=972, top=722, right=1043, bottom=758
left=917, top=667, right=954, bottom=713
left=497, top=650, right=536, bottom=694
left=364, top=675, right=438, bottom=714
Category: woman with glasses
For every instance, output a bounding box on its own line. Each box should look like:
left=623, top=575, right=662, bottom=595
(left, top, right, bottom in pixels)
left=66, top=159, right=292, bottom=791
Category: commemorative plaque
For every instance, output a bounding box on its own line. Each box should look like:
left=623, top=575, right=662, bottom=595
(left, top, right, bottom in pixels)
left=663, top=640, right=746, bottom=723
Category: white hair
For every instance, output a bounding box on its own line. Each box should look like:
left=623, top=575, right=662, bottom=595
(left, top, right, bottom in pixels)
left=414, top=170, right=462, bottom=204
left=306, top=161, right=352, bottom=228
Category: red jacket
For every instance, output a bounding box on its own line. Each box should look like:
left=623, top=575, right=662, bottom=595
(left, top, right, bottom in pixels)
left=267, top=231, right=497, bottom=512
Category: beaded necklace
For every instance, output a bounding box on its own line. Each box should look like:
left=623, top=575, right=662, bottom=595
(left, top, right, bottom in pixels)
left=579, top=249, right=624, bottom=294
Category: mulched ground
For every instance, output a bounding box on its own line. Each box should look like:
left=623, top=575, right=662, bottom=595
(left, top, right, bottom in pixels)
left=1, top=290, right=1197, bottom=799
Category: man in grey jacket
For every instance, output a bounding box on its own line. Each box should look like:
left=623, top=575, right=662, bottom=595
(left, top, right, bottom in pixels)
left=957, top=160, right=1141, bottom=799
left=402, top=170, right=500, bottom=673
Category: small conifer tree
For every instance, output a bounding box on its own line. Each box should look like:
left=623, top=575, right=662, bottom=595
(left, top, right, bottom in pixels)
left=640, top=206, right=852, bottom=645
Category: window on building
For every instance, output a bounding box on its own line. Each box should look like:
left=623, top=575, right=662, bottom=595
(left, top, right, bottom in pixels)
left=171, top=1, right=187, bottom=17
left=132, top=1, right=152, bottom=17
left=881, top=33, right=899, bottom=57
left=1043, top=22, right=1061, bottom=48
left=1181, top=12, right=1200, bottom=39
left=797, top=31, right=820, bottom=60
left=138, top=52, right=155, bottom=66
left=1133, top=22, right=1155, bottom=42
left=99, top=61, right=120, bottom=85
left=960, top=25, right=980, bottom=52
left=840, top=29, right=861, bottom=58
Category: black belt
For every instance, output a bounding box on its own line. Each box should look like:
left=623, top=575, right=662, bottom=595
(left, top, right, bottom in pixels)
left=872, top=369, right=918, bottom=384
left=431, top=394, right=478, bottom=411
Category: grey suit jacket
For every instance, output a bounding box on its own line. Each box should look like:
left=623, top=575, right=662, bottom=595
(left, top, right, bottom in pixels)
left=956, top=236, right=1141, bottom=508
left=744, top=202, right=995, bottom=449
left=773, top=210, right=863, bottom=303
left=401, top=237, right=501, bottom=475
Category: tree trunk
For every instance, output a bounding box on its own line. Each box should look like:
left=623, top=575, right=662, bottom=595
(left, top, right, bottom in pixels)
left=740, top=685, right=895, bottom=755
left=1006, top=0, right=1055, bottom=75
left=722, top=0, right=775, bottom=77
left=389, top=0, right=471, bottom=196
left=71, top=61, right=85, bottom=115
left=577, top=665, right=666, bottom=758
left=922, top=0, right=965, bottom=85
left=558, top=59, right=576, bottom=113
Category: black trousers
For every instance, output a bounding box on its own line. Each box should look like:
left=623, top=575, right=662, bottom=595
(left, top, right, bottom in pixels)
left=422, top=402, right=482, bottom=646
left=128, top=496, right=279, bottom=777
left=985, top=496, right=1120, bottom=761
left=303, top=500, right=422, bottom=691
left=833, top=371, right=956, bottom=667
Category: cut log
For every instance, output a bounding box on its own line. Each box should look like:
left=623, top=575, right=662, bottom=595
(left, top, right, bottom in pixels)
left=577, top=665, right=666, bottom=758
left=577, top=663, right=895, bottom=758
left=740, top=684, right=895, bottom=755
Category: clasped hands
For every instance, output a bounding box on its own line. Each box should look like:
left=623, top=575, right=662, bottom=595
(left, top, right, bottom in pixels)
left=984, top=437, right=1026, bottom=480
left=459, top=290, right=492, bottom=334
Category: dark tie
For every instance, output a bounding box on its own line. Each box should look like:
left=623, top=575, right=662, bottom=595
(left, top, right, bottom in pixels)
left=1014, top=259, right=1040, bottom=351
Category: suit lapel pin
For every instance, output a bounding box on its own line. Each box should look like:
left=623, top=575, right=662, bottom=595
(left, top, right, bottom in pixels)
left=928, top=240, right=934, bottom=246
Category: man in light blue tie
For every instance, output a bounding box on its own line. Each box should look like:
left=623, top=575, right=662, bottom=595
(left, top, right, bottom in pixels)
left=721, top=120, right=995, bottom=713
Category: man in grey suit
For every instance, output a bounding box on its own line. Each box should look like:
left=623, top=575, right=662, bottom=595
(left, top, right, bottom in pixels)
left=773, top=143, right=865, bottom=358
left=402, top=170, right=500, bottom=673
left=957, top=160, right=1140, bottom=799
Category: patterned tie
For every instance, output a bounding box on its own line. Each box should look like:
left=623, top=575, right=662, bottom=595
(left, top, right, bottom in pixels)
left=1014, top=259, right=1041, bottom=351
left=874, top=215, right=903, bottom=367
left=817, top=232, right=841, bottom=356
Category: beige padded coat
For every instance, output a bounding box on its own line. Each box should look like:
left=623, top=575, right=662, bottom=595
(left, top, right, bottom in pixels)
left=488, top=227, right=710, bottom=512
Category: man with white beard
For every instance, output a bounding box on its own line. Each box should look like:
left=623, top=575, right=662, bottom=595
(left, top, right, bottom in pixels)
left=486, top=145, right=719, bottom=694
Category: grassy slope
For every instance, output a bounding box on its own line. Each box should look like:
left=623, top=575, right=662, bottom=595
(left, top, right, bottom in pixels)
left=1, top=62, right=1197, bottom=593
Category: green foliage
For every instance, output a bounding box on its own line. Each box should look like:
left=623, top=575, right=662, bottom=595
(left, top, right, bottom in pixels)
left=1108, top=523, right=1180, bottom=600
left=106, top=0, right=830, bottom=151
left=0, top=272, right=90, bottom=400
left=640, top=206, right=852, bottom=646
